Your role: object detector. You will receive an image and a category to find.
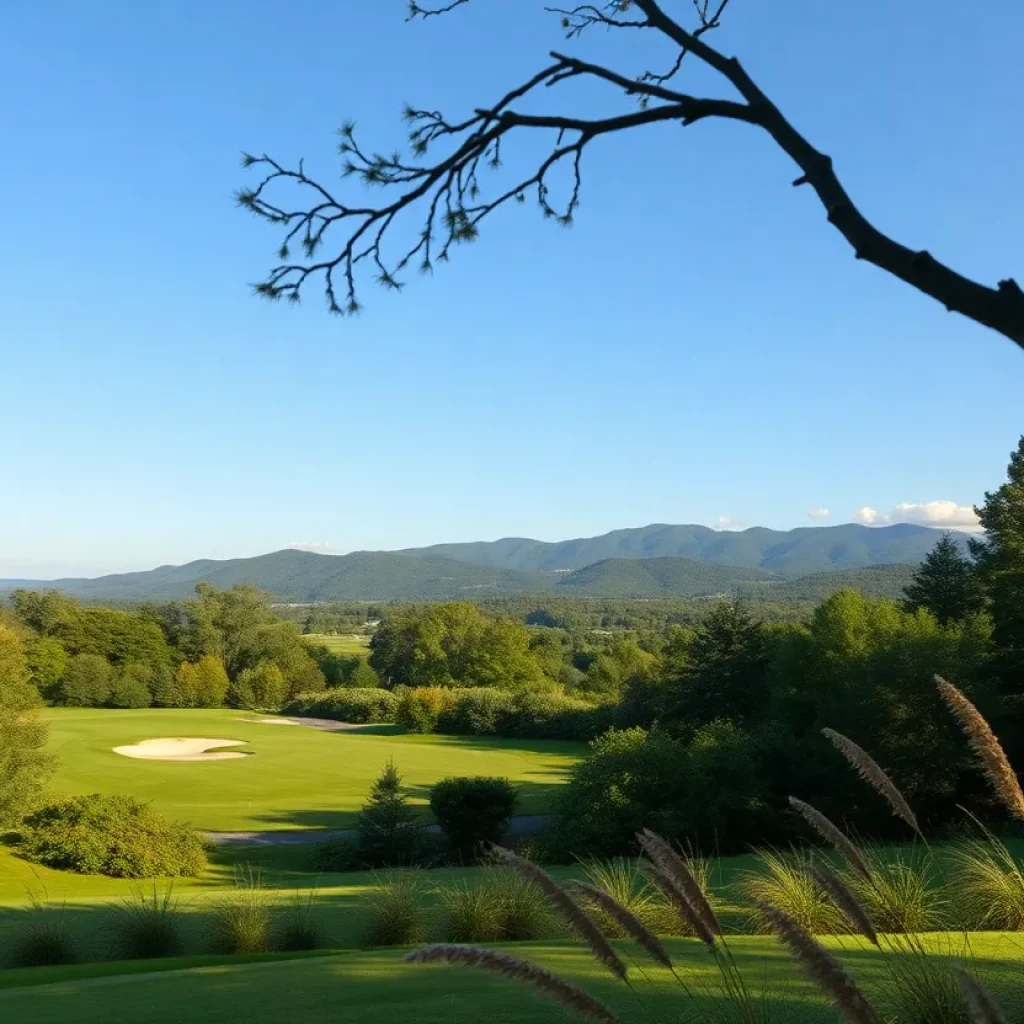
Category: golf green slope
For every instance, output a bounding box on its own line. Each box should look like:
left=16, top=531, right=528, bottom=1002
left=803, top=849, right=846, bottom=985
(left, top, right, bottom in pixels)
left=43, top=708, right=583, bottom=832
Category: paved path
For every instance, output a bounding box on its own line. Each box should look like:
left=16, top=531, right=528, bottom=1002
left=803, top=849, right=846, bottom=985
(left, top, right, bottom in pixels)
left=204, top=814, right=552, bottom=847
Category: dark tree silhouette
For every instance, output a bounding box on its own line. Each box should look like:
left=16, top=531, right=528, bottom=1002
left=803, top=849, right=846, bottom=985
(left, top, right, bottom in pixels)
left=903, top=533, right=984, bottom=626
left=238, top=0, right=1024, bottom=350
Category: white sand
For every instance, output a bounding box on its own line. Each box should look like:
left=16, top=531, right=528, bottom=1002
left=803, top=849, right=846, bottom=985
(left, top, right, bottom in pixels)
left=112, top=737, right=249, bottom=761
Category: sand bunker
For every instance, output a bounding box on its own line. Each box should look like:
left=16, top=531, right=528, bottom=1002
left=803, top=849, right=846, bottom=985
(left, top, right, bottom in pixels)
left=112, top=737, right=249, bottom=762
left=235, top=715, right=367, bottom=732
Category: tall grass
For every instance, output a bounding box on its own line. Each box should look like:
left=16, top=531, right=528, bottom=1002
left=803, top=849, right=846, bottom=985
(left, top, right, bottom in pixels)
left=435, top=881, right=504, bottom=942
left=577, top=857, right=674, bottom=937
left=6, top=895, right=77, bottom=968
left=362, top=871, right=426, bottom=947
left=275, top=889, right=326, bottom=951
left=489, top=866, right=553, bottom=940
left=740, top=850, right=845, bottom=935
left=107, top=883, right=184, bottom=960
left=210, top=865, right=272, bottom=954
left=848, top=852, right=945, bottom=934
left=951, top=834, right=1024, bottom=930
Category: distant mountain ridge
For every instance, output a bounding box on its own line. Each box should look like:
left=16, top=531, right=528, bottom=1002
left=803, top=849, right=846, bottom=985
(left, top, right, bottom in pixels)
left=0, top=522, right=959, bottom=604
left=400, top=522, right=967, bottom=577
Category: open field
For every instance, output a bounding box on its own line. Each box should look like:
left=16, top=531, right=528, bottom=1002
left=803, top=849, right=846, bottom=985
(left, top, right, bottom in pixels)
left=303, top=633, right=371, bottom=656
left=42, top=708, right=583, bottom=832
left=3, top=934, right=1024, bottom=1023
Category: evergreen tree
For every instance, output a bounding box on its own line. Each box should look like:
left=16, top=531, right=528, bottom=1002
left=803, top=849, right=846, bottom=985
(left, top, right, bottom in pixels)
left=357, top=758, right=419, bottom=867
left=903, top=532, right=984, bottom=625
left=971, top=436, right=1024, bottom=683
left=149, top=664, right=182, bottom=707
left=0, top=624, right=55, bottom=826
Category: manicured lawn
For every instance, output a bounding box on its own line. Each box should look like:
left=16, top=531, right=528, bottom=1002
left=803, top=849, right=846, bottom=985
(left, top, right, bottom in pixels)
left=42, top=708, right=583, bottom=832
left=2, top=935, right=1023, bottom=1023
left=303, top=634, right=371, bottom=656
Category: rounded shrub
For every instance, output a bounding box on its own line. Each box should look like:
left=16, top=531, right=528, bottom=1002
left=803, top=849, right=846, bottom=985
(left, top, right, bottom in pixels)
left=395, top=687, right=456, bottom=733
left=283, top=687, right=398, bottom=724
left=429, top=776, right=518, bottom=861
left=18, top=794, right=208, bottom=878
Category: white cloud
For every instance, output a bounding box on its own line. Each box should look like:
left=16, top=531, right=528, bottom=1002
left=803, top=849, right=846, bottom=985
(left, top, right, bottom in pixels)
left=714, top=515, right=744, bottom=531
left=288, top=541, right=338, bottom=552
left=808, top=507, right=830, bottom=520
left=853, top=501, right=981, bottom=532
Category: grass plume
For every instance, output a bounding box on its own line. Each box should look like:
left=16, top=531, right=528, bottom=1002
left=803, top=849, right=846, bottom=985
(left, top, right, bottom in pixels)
left=637, top=830, right=721, bottom=937
left=642, top=861, right=716, bottom=948
left=490, top=845, right=626, bottom=982
left=956, top=969, right=1008, bottom=1024
left=821, top=727, right=920, bottom=834
left=788, top=797, right=873, bottom=881
left=405, top=944, right=616, bottom=1023
left=572, top=881, right=672, bottom=969
left=755, top=900, right=880, bottom=1024
left=807, top=865, right=878, bottom=946
left=936, top=676, right=1024, bottom=819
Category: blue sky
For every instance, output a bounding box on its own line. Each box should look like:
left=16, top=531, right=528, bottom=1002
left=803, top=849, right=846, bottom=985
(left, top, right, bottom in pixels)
left=1, top=0, right=1021, bottom=578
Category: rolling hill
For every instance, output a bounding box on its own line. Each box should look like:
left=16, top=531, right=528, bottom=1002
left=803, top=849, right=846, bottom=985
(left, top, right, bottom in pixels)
left=0, top=523, right=949, bottom=604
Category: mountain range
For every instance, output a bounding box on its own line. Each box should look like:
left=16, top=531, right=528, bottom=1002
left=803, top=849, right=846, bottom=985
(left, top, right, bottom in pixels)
left=0, top=523, right=960, bottom=604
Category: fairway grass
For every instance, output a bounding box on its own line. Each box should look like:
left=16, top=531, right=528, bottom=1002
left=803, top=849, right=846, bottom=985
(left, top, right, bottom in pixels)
left=3, top=935, right=1024, bottom=1024
left=303, top=634, right=370, bottom=656
left=43, top=708, right=582, bottom=832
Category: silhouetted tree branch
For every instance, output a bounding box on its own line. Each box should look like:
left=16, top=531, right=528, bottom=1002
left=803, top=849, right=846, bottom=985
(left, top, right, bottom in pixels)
left=239, top=0, right=1024, bottom=350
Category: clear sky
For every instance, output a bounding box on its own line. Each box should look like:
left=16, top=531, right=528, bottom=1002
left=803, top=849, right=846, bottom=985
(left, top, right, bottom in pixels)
left=2, top=0, right=1021, bottom=578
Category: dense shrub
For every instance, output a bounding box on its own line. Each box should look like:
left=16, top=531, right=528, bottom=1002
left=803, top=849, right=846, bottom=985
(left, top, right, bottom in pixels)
left=19, top=794, right=208, bottom=878
left=395, top=686, right=456, bottom=733
left=429, top=776, right=518, bottom=861
left=312, top=837, right=361, bottom=872
left=437, top=687, right=513, bottom=734
left=283, top=687, right=398, bottom=723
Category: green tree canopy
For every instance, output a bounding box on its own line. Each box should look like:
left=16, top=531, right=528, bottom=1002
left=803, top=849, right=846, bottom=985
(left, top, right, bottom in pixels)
left=60, top=653, right=112, bottom=707
left=903, top=532, right=984, bottom=625
left=0, top=624, right=55, bottom=826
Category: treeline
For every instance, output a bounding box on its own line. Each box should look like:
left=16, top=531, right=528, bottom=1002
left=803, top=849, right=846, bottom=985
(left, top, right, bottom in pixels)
left=5, top=584, right=329, bottom=710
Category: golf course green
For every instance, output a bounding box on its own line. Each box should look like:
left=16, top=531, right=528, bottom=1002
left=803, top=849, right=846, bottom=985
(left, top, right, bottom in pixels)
left=42, top=708, right=583, bottom=832
left=2, top=934, right=1023, bottom=1023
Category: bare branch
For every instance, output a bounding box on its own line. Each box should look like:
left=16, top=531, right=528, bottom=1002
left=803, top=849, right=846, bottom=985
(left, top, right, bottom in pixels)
left=241, top=0, right=1024, bottom=349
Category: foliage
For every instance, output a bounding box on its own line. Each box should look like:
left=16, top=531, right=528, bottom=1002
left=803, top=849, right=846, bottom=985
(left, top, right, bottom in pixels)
left=107, top=884, right=184, bottom=960
left=23, top=635, right=67, bottom=701
left=0, top=624, right=54, bottom=827
left=370, top=602, right=549, bottom=690
left=395, top=685, right=456, bottom=733
left=904, top=533, right=985, bottom=625
left=59, top=652, right=112, bottom=706
left=108, top=662, right=154, bottom=708
left=283, top=687, right=398, bottom=723
left=357, top=758, right=421, bottom=868
left=311, top=837, right=361, bottom=872
left=429, top=776, right=518, bottom=861
left=148, top=664, right=181, bottom=707
left=229, top=660, right=288, bottom=710
left=18, top=794, right=208, bottom=878
left=210, top=866, right=271, bottom=954
left=361, top=871, right=426, bottom=947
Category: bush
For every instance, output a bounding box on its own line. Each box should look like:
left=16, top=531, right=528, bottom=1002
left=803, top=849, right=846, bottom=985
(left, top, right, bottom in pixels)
left=438, top=688, right=514, bottom=735
left=395, top=687, right=456, bottom=733
left=5, top=898, right=77, bottom=968
left=312, top=837, right=361, bottom=872
left=19, top=794, right=207, bottom=878
left=362, top=871, right=426, bottom=947
left=211, top=867, right=271, bottom=953
left=107, top=884, right=184, bottom=960
left=429, top=776, right=518, bottom=861
left=59, top=653, right=112, bottom=706
left=276, top=890, right=325, bottom=951
left=284, top=688, right=399, bottom=724
left=229, top=661, right=288, bottom=711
